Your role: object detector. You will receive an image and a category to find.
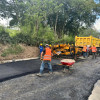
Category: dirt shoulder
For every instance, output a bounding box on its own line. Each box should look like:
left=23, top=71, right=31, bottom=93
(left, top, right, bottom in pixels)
left=0, top=44, right=39, bottom=61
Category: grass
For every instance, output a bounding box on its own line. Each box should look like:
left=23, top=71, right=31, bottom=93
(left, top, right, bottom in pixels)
left=1, top=44, right=24, bottom=57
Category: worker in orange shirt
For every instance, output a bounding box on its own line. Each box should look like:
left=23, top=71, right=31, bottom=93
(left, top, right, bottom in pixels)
left=91, top=44, right=97, bottom=59
left=82, top=45, right=87, bottom=58
left=89, top=46, right=92, bottom=55
left=37, top=44, right=53, bottom=76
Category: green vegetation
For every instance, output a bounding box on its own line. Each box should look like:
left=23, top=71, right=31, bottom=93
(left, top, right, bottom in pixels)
left=1, top=44, right=24, bottom=57
left=5, top=28, right=20, bottom=37
left=0, top=0, right=100, bottom=46
left=79, top=28, right=100, bottom=38
left=0, top=26, right=11, bottom=44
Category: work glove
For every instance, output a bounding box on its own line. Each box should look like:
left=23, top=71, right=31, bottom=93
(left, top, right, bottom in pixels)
left=40, top=57, right=43, bottom=60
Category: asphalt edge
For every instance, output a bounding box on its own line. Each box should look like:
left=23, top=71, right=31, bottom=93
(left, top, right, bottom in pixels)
left=0, top=57, right=39, bottom=64
left=88, top=80, right=100, bottom=100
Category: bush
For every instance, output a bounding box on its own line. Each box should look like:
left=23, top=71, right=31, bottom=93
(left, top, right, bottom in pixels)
left=0, top=26, right=75, bottom=46
left=52, top=35, right=75, bottom=44
left=0, top=26, right=12, bottom=44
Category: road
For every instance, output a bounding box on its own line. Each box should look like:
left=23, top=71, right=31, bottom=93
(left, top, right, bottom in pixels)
left=0, top=59, right=40, bottom=82
left=0, top=58, right=61, bottom=82
left=0, top=56, right=100, bottom=100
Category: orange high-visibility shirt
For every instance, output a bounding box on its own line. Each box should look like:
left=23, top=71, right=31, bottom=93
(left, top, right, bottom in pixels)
left=82, top=46, right=87, bottom=52
left=91, top=47, right=97, bottom=52
left=43, top=47, right=51, bottom=61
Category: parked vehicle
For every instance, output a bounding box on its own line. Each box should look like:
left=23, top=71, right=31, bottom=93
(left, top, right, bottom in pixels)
left=75, top=36, right=100, bottom=56
left=52, top=36, right=100, bottom=59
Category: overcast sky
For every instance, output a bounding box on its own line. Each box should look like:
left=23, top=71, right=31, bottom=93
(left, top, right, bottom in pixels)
left=0, top=17, right=10, bottom=27
left=93, top=18, right=100, bottom=32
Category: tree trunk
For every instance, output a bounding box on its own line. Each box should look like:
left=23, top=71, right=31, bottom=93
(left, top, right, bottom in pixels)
left=12, top=0, right=20, bottom=25
left=54, top=13, right=58, bottom=35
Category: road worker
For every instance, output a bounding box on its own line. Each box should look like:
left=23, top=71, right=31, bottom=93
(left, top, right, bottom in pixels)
left=49, top=44, right=52, bottom=49
left=87, top=45, right=90, bottom=57
left=37, top=44, right=53, bottom=76
left=39, top=43, right=43, bottom=55
left=82, top=45, right=87, bottom=58
left=71, top=44, right=74, bottom=46
left=91, top=44, right=97, bottom=59
left=89, top=46, right=92, bottom=55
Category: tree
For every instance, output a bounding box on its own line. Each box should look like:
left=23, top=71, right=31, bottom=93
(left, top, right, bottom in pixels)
left=0, top=0, right=100, bottom=38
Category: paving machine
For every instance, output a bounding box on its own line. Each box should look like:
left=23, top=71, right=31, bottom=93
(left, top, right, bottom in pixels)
left=51, top=44, right=82, bottom=59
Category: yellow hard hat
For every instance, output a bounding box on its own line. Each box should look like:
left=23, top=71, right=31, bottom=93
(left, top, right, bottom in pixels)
left=93, top=44, right=95, bottom=46
left=49, top=45, right=51, bottom=47
left=40, top=43, right=42, bottom=45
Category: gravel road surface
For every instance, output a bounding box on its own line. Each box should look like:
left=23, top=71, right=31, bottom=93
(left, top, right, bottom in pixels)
left=0, top=56, right=100, bottom=100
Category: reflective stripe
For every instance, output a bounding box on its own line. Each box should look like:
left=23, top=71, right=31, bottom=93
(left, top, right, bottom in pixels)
left=44, top=58, right=51, bottom=60
left=44, top=55, right=51, bottom=60
left=44, top=55, right=51, bottom=57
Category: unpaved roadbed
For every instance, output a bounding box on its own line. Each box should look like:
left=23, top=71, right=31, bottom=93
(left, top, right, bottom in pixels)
left=0, top=56, right=100, bottom=100
left=88, top=80, right=100, bottom=100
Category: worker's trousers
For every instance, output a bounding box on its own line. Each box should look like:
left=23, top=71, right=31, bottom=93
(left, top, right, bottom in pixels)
left=92, top=52, right=96, bottom=59
left=40, top=60, right=53, bottom=74
left=83, top=52, right=87, bottom=58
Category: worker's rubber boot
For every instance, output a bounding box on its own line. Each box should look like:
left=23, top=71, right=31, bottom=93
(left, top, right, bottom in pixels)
left=49, top=71, right=53, bottom=75
left=37, top=73, right=42, bottom=77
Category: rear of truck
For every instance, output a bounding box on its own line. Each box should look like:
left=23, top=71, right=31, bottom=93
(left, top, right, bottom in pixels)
left=75, top=36, right=100, bottom=55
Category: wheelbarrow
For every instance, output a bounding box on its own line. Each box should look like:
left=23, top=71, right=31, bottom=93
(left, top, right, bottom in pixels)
left=60, top=59, right=75, bottom=72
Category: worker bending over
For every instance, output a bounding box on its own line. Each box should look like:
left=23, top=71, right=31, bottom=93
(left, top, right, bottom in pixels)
left=37, top=44, right=53, bottom=76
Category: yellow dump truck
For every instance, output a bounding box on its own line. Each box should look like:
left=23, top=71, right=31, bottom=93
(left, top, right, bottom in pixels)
left=75, top=36, right=100, bottom=55
left=52, top=36, right=100, bottom=59
left=75, top=36, right=100, bottom=47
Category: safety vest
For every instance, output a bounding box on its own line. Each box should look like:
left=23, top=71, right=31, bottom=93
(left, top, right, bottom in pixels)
left=43, top=47, right=51, bottom=61
left=82, top=46, right=87, bottom=52
left=91, top=47, right=97, bottom=52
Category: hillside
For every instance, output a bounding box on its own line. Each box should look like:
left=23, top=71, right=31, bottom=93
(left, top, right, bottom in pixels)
left=0, top=44, right=39, bottom=61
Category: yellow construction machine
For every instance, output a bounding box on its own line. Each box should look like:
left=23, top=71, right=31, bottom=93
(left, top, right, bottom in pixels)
left=51, top=43, right=82, bottom=59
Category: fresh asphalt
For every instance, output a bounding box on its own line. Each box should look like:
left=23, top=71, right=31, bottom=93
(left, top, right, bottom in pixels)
left=0, top=58, right=62, bottom=82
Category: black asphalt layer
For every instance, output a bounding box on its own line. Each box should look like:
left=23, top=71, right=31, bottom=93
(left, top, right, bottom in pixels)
left=0, top=58, right=62, bottom=82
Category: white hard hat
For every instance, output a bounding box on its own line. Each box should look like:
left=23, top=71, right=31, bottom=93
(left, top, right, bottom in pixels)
left=45, top=44, right=49, bottom=46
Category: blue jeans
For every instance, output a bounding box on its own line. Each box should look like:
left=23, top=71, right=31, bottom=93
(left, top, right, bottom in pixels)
left=40, top=61, right=53, bottom=74
left=83, top=52, right=87, bottom=58
left=92, top=52, right=96, bottom=59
